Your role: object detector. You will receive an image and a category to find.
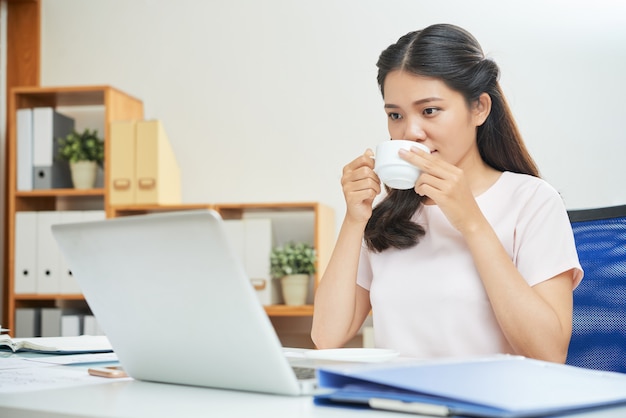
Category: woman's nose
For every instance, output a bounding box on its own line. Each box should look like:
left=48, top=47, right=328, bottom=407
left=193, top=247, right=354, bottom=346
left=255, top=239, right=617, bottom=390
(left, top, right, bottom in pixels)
left=403, top=118, right=427, bottom=142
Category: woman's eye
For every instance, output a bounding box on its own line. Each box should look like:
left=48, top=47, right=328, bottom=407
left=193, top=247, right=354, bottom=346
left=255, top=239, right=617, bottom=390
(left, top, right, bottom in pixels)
left=388, top=112, right=402, bottom=120
left=423, top=107, right=440, bottom=116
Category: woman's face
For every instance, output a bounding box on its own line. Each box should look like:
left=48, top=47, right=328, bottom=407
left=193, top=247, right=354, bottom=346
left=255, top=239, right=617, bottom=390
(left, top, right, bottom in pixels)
left=383, top=70, right=487, bottom=170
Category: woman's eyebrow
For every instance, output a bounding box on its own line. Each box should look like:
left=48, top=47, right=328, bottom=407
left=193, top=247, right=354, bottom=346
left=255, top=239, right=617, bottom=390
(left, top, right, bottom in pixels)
left=384, top=97, right=444, bottom=109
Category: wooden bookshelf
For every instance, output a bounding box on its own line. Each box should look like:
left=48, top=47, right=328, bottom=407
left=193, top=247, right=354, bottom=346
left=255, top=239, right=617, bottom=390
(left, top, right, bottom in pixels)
left=3, top=85, right=144, bottom=332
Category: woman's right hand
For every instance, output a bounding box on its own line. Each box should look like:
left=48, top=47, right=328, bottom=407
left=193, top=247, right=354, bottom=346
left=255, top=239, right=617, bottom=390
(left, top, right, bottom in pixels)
left=341, top=149, right=381, bottom=224
left=312, top=149, right=377, bottom=349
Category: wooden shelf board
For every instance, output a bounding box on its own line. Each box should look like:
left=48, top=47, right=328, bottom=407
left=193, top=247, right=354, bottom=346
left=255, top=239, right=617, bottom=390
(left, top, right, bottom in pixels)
left=12, top=294, right=312, bottom=316
left=14, top=294, right=85, bottom=301
left=216, top=202, right=321, bottom=212
left=15, top=188, right=105, bottom=197
left=11, top=85, right=141, bottom=108
left=264, top=305, right=314, bottom=316
left=110, top=204, right=215, bottom=212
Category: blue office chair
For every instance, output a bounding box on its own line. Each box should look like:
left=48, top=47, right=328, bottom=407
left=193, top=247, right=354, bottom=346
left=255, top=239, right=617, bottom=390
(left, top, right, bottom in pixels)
left=566, top=205, right=626, bottom=373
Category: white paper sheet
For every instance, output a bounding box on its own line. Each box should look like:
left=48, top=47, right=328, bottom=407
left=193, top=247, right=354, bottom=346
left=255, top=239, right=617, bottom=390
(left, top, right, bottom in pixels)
left=0, top=366, right=131, bottom=393
left=25, top=352, right=118, bottom=365
left=0, top=358, right=55, bottom=370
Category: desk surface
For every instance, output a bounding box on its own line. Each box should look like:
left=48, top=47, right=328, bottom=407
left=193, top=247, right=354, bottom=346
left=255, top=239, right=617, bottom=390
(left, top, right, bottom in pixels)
left=2, top=377, right=626, bottom=418
left=2, top=354, right=626, bottom=418
left=1, top=378, right=409, bottom=418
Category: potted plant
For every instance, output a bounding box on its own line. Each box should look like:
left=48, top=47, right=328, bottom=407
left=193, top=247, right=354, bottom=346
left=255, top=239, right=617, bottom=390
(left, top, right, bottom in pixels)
left=57, top=128, right=104, bottom=189
left=270, top=241, right=316, bottom=306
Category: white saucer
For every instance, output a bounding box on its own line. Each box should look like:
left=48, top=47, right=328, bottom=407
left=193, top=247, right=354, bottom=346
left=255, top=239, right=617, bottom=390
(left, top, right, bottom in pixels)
left=303, top=348, right=399, bottom=363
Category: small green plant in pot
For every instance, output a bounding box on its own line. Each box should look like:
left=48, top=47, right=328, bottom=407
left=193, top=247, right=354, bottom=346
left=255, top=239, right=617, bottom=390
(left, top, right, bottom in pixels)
left=57, top=128, right=104, bottom=189
left=270, top=242, right=316, bottom=306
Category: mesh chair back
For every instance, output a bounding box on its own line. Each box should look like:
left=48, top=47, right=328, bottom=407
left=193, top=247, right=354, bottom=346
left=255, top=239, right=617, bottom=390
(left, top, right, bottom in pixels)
left=566, top=205, right=626, bottom=372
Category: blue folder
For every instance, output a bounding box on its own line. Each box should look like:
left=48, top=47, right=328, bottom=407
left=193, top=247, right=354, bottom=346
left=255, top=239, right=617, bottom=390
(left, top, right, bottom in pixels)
left=314, top=356, right=626, bottom=417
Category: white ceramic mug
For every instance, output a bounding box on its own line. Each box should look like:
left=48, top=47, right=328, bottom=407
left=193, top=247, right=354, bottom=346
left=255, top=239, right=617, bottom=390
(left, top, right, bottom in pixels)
left=374, top=140, right=430, bottom=189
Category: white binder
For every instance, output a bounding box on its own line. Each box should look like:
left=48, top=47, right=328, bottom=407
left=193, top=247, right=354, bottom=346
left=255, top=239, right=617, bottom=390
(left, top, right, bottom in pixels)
left=16, top=108, right=33, bottom=191
left=61, top=314, right=81, bottom=337
left=83, top=315, right=105, bottom=336
left=58, top=210, right=106, bottom=294
left=58, top=211, right=83, bottom=294
left=223, top=219, right=246, bottom=261
left=32, top=107, right=74, bottom=189
left=244, top=218, right=277, bottom=305
left=36, top=211, right=63, bottom=294
left=223, top=218, right=277, bottom=305
left=40, top=307, right=62, bottom=337
left=14, top=212, right=38, bottom=294
left=14, top=307, right=40, bottom=338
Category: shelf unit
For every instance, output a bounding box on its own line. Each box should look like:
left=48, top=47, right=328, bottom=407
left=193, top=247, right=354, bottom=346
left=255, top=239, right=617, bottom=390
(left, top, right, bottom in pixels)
left=3, top=85, right=144, bottom=332
left=3, top=85, right=335, bottom=335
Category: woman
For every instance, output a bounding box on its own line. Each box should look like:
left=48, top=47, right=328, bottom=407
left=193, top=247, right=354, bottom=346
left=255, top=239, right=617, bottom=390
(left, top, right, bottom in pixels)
left=311, top=23, right=583, bottom=362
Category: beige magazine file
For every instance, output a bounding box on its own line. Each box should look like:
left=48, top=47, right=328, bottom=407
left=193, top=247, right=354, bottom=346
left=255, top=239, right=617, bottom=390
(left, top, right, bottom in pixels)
left=109, top=121, right=137, bottom=205
left=108, top=119, right=181, bottom=206
left=135, top=120, right=181, bottom=205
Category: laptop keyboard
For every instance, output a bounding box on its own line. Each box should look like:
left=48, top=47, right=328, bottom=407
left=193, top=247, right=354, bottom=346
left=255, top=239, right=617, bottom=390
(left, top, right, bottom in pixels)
left=292, top=366, right=316, bottom=380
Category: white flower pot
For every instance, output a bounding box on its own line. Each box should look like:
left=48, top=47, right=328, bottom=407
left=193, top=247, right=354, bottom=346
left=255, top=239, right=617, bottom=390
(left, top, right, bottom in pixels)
left=281, top=274, right=309, bottom=306
left=70, top=160, right=98, bottom=189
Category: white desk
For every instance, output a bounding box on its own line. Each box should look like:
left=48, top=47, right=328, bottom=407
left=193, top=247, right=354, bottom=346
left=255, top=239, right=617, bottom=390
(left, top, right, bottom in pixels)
left=2, top=376, right=626, bottom=418
left=1, top=377, right=406, bottom=418
left=2, top=355, right=626, bottom=418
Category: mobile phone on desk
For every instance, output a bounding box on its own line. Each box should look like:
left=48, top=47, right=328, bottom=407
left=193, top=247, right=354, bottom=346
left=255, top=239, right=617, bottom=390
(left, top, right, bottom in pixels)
left=88, top=366, right=128, bottom=378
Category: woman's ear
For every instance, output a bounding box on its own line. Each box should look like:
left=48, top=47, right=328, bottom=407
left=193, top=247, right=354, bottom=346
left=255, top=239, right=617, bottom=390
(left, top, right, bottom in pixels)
left=472, top=93, right=492, bottom=127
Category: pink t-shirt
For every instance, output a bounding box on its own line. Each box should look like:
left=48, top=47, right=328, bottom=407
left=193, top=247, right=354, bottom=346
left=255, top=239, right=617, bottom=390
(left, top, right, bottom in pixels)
left=357, top=171, right=583, bottom=358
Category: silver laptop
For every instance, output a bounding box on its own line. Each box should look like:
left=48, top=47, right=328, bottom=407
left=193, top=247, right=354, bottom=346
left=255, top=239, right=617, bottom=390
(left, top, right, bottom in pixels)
left=51, top=210, right=317, bottom=395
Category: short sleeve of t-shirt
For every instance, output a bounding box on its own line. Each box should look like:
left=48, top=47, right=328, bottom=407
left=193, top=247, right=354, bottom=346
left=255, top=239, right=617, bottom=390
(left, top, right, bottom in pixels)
left=478, top=172, right=583, bottom=288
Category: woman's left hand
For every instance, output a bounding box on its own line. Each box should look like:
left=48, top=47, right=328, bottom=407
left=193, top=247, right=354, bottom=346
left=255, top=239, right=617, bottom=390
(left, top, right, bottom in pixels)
left=399, top=146, right=484, bottom=235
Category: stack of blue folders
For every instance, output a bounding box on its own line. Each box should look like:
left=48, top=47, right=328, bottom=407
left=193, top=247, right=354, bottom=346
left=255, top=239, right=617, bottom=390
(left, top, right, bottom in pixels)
left=314, top=355, right=626, bottom=417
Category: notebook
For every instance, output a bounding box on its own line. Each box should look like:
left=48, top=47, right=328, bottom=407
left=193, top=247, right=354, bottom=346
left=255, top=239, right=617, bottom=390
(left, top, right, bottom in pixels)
left=51, top=210, right=317, bottom=395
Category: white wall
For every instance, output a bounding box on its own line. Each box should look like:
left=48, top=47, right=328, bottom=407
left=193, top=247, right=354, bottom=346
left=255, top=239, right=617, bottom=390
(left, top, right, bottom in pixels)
left=41, top=0, right=626, bottom=234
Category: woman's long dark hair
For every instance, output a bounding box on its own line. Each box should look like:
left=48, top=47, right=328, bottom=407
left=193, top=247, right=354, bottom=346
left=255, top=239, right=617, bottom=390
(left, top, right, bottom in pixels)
left=364, top=23, right=539, bottom=253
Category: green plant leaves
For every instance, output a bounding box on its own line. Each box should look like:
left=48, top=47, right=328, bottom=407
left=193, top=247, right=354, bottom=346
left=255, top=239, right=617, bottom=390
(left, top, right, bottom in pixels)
left=57, top=128, right=104, bottom=165
left=270, top=241, right=316, bottom=279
